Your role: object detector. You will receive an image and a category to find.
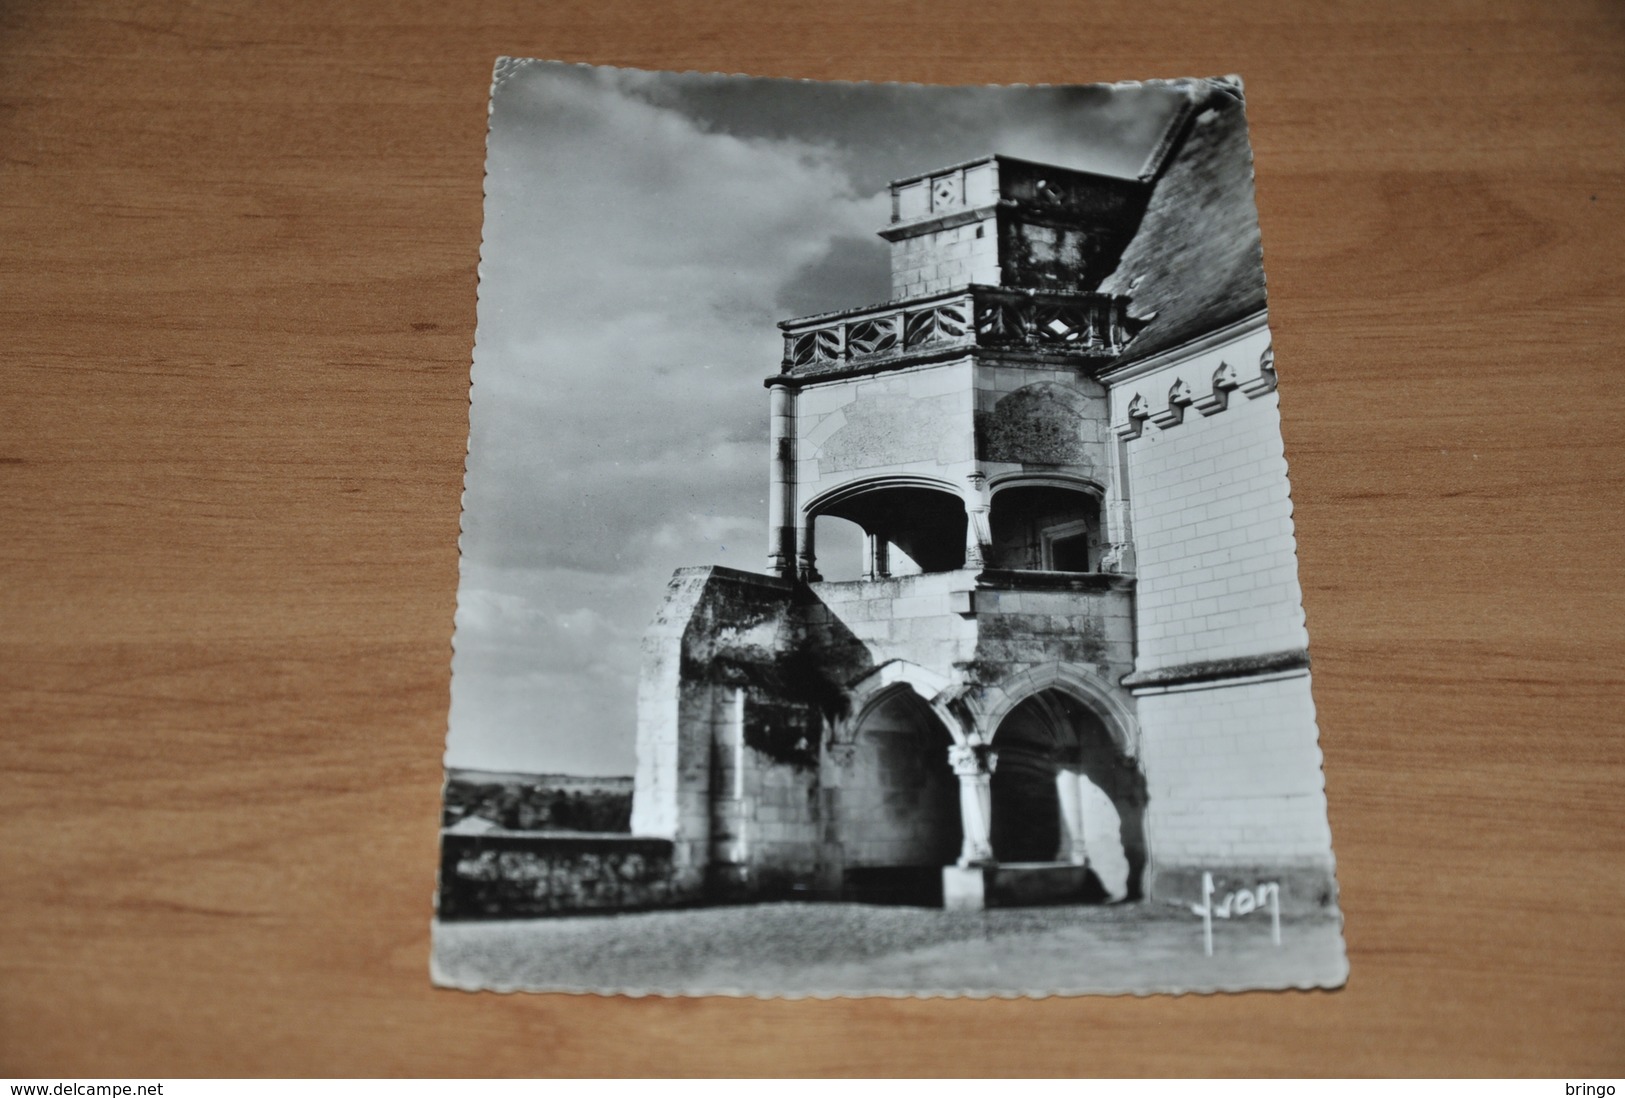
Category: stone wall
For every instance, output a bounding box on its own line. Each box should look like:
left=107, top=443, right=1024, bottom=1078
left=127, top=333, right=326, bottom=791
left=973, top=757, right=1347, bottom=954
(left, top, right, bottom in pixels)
left=969, top=575, right=1136, bottom=680
left=1135, top=671, right=1335, bottom=913
left=889, top=220, right=1000, bottom=299
left=631, top=567, right=799, bottom=892
left=1106, top=316, right=1337, bottom=911
left=437, top=832, right=683, bottom=920
left=707, top=685, right=824, bottom=898
left=803, top=571, right=977, bottom=684
left=1112, top=320, right=1303, bottom=671
left=794, top=361, right=977, bottom=508
left=631, top=567, right=838, bottom=901
left=883, top=156, right=1150, bottom=298
left=974, top=363, right=1110, bottom=485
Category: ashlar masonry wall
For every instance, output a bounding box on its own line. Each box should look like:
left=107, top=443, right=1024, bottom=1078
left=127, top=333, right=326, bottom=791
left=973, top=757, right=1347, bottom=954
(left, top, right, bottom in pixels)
left=887, top=159, right=1001, bottom=299
left=1116, top=321, right=1304, bottom=668
left=632, top=567, right=802, bottom=898
left=973, top=362, right=1111, bottom=483
left=1109, top=316, right=1336, bottom=911
left=1134, top=673, right=1333, bottom=908
left=793, top=359, right=977, bottom=510
left=802, top=571, right=978, bottom=683
left=889, top=221, right=1001, bottom=299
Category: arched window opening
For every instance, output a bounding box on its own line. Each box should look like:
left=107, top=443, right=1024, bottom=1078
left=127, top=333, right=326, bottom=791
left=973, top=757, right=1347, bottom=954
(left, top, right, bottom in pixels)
left=989, top=688, right=1147, bottom=901
left=811, top=486, right=967, bottom=580
left=987, top=485, right=1101, bottom=573
left=810, top=514, right=867, bottom=582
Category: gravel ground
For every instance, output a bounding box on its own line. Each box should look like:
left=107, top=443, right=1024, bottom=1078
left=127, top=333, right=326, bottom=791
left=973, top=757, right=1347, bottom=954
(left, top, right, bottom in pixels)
left=431, top=902, right=1347, bottom=997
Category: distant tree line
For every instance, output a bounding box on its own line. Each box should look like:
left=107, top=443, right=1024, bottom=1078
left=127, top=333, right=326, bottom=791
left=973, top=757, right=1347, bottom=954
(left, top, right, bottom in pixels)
left=442, top=776, right=632, bottom=833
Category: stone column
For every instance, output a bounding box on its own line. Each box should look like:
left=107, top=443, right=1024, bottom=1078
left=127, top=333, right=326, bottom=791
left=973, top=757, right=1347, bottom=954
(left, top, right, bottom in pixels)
left=707, top=687, right=750, bottom=897
left=866, top=533, right=890, bottom=581
left=1054, top=769, right=1089, bottom=865
left=766, top=381, right=797, bottom=578
left=949, top=743, right=997, bottom=866
left=963, top=470, right=991, bottom=569
left=1101, top=435, right=1135, bottom=574
left=796, top=519, right=821, bottom=582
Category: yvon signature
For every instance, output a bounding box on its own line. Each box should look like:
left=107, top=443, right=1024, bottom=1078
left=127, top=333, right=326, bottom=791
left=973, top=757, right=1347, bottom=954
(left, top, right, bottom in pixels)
left=1191, top=871, right=1281, bottom=956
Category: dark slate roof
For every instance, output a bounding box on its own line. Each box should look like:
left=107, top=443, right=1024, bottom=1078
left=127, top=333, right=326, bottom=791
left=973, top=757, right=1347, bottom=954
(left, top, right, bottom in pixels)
left=1100, top=80, right=1269, bottom=363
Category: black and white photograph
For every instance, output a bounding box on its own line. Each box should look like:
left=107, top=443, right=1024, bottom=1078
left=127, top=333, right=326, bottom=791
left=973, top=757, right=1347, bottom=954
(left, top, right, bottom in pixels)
left=432, top=60, right=1346, bottom=996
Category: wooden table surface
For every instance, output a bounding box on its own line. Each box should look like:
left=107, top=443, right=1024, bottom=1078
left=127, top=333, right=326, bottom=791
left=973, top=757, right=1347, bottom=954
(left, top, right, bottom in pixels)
left=3, top=0, right=1622, bottom=1078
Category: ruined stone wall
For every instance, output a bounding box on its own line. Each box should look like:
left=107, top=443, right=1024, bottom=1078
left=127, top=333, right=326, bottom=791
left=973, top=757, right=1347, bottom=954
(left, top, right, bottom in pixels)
left=437, top=832, right=680, bottom=920
left=631, top=567, right=798, bottom=894
left=706, top=685, right=824, bottom=897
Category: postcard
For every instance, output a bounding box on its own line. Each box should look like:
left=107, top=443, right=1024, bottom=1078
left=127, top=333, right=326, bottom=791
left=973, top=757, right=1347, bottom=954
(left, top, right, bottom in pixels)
left=432, top=60, right=1345, bottom=996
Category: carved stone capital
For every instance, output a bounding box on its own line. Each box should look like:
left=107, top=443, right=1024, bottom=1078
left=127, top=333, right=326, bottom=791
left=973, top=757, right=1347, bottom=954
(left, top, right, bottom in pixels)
left=948, top=742, right=997, bottom=778
left=1100, top=541, right=1135, bottom=574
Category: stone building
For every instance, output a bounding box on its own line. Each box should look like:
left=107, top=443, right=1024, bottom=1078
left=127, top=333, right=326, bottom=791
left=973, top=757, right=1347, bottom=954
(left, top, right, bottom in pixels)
left=629, top=79, right=1335, bottom=913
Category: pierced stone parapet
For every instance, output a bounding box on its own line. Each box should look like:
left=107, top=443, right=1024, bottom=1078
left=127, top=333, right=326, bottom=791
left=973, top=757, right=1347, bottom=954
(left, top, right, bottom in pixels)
left=777, top=285, right=1139, bottom=379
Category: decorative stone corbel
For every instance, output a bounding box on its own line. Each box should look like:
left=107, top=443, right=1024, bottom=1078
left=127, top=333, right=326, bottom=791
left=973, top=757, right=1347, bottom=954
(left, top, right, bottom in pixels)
left=1240, top=342, right=1278, bottom=398
left=1100, top=540, right=1135, bottom=574
left=1193, top=360, right=1240, bottom=416
left=1149, top=378, right=1193, bottom=428
left=1114, top=393, right=1150, bottom=440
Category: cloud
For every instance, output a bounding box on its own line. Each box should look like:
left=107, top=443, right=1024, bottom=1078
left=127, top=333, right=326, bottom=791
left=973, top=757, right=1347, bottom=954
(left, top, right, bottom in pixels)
left=649, top=511, right=760, bottom=553
left=446, top=63, right=1191, bottom=775
left=614, top=71, right=1187, bottom=192
left=776, top=233, right=892, bottom=318
left=451, top=570, right=646, bottom=774
left=463, top=65, right=888, bottom=585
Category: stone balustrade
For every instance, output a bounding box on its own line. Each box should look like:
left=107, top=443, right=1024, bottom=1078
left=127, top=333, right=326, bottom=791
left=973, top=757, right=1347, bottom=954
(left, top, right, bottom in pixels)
left=778, top=285, right=1138, bottom=377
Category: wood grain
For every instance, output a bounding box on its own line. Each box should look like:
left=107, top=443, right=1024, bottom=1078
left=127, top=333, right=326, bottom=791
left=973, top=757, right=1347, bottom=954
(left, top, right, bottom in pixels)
left=2, top=0, right=1623, bottom=1077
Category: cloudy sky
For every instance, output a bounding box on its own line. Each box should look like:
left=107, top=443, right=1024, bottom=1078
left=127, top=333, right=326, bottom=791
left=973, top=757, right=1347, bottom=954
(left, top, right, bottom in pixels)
left=447, top=61, right=1189, bottom=776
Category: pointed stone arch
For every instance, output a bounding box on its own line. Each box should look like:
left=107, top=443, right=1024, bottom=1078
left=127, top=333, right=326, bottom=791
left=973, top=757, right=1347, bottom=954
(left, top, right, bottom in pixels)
left=978, top=662, right=1147, bottom=900
left=973, top=661, right=1140, bottom=757
left=839, top=659, right=965, bottom=747
left=823, top=666, right=964, bottom=902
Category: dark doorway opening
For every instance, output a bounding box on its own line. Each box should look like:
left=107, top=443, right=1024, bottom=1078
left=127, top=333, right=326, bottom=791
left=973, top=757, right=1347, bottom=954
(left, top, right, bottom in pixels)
left=832, top=688, right=961, bottom=905
left=989, top=688, right=1148, bottom=900
left=987, top=485, right=1101, bottom=572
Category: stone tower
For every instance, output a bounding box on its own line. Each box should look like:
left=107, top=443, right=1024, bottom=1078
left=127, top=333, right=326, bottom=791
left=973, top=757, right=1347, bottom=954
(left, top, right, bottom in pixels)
left=632, top=86, right=1335, bottom=919
left=634, top=154, right=1155, bottom=910
left=767, top=155, right=1150, bottom=585
left=445, top=81, right=1337, bottom=925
